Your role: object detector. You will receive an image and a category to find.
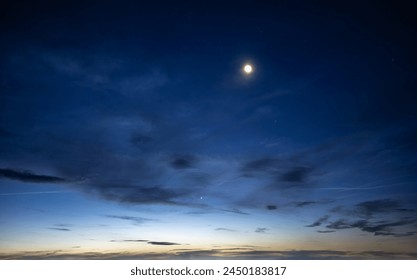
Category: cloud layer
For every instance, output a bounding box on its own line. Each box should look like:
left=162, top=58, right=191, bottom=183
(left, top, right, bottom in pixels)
left=2, top=249, right=417, bottom=260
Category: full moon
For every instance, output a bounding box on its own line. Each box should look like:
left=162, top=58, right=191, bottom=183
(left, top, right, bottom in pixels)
left=243, top=64, right=253, bottom=74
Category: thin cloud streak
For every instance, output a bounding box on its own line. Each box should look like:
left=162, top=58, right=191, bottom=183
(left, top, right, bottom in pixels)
left=0, top=168, right=67, bottom=183
left=0, top=191, right=72, bottom=196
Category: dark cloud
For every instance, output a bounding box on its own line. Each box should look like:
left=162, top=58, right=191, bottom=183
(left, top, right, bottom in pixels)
left=324, top=197, right=417, bottom=237
left=354, top=219, right=416, bottom=236
left=38, top=131, right=205, bottom=206
left=215, top=228, right=236, bottom=232
left=221, top=208, right=249, bottom=215
left=373, top=231, right=417, bottom=237
left=54, top=224, right=72, bottom=227
left=255, top=227, right=269, bottom=233
left=105, top=215, right=153, bottom=224
left=396, top=208, right=416, bottom=213
left=95, top=185, right=186, bottom=205
left=355, top=199, right=400, bottom=216
left=0, top=168, right=66, bottom=183
left=240, top=157, right=316, bottom=191
left=147, top=241, right=180, bottom=246
left=48, top=227, right=71, bottom=232
left=280, top=166, right=312, bottom=183
left=305, top=215, right=329, bottom=227
left=295, top=201, right=316, bottom=207
left=110, top=239, right=180, bottom=245
left=170, top=155, right=197, bottom=169
left=317, top=230, right=335, bottom=233
left=266, top=205, right=277, bottom=210
left=326, top=219, right=354, bottom=230
left=325, top=218, right=417, bottom=237
left=292, top=200, right=333, bottom=209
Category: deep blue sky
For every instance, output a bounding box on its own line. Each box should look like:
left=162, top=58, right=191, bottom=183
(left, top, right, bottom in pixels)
left=1, top=0, right=417, bottom=259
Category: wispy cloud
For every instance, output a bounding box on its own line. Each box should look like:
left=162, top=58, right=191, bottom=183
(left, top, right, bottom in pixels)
left=0, top=191, right=71, bottom=196
left=305, top=215, right=330, bottom=227
left=105, top=215, right=154, bottom=225
left=325, top=218, right=417, bottom=237
left=355, top=199, right=401, bottom=217
left=255, top=227, right=269, bottom=233
left=215, top=228, right=237, bottom=232
left=0, top=168, right=66, bottom=183
left=240, top=156, right=316, bottom=190
left=220, top=208, right=250, bottom=215
left=295, top=201, right=317, bottom=207
left=93, top=184, right=188, bottom=205
left=280, top=166, right=312, bottom=183
left=110, top=240, right=181, bottom=246
left=169, top=155, right=198, bottom=169
left=48, top=227, right=71, bottom=232
left=147, top=241, right=180, bottom=246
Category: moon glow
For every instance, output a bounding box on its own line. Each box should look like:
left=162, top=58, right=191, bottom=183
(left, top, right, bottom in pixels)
left=243, top=64, right=253, bottom=74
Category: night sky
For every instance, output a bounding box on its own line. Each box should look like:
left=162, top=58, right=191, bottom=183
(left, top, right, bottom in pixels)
left=1, top=0, right=417, bottom=259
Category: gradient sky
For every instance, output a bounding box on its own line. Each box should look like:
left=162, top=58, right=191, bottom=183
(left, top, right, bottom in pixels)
left=1, top=0, right=417, bottom=259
